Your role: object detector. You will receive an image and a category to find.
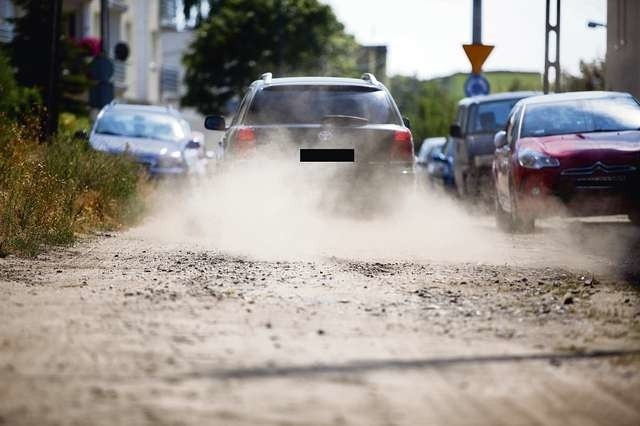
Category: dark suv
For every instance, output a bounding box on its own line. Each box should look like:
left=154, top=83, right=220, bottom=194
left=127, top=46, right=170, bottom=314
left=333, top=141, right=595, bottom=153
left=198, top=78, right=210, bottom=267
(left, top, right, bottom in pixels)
left=449, top=91, right=539, bottom=202
left=204, top=73, right=414, bottom=183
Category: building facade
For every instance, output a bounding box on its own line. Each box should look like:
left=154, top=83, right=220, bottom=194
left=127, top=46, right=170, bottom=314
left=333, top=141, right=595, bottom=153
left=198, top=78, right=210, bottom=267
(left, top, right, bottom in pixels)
left=606, top=0, right=640, bottom=99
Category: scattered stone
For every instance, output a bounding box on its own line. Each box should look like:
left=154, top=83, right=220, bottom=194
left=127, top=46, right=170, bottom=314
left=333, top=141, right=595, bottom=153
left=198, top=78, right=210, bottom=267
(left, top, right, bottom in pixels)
left=562, top=293, right=574, bottom=305
left=317, top=329, right=325, bottom=336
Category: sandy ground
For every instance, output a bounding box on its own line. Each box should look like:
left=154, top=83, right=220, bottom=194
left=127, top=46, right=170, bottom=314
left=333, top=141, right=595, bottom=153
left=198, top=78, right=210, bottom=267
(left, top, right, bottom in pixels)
left=1, top=213, right=640, bottom=425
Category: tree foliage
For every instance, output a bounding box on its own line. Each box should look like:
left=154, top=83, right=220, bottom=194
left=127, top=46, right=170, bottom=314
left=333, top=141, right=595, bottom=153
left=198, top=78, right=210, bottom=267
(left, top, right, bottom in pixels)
left=0, top=49, right=40, bottom=120
left=561, top=59, right=605, bottom=92
left=182, top=0, right=360, bottom=114
left=389, top=75, right=457, bottom=150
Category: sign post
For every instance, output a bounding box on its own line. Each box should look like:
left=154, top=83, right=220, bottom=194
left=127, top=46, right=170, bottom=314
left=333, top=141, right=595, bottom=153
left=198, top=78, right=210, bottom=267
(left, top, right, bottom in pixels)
left=463, top=0, right=493, bottom=97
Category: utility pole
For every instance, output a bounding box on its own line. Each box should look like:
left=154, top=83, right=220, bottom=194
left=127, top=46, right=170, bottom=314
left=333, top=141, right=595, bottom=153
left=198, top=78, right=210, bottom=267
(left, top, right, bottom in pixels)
left=44, top=0, right=62, bottom=137
left=543, top=0, right=561, bottom=93
left=472, top=0, right=482, bottom=44
left=100, top=0, right=109, bottom=56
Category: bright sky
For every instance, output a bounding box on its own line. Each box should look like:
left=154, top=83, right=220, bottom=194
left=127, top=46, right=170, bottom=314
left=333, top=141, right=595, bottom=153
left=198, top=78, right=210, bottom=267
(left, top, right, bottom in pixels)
left=322, top=0, right=607, bottom=79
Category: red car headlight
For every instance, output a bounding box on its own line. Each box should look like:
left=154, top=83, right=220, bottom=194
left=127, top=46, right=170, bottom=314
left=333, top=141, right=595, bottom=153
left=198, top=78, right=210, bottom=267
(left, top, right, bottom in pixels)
left=517, top=149, right=560, bottom=169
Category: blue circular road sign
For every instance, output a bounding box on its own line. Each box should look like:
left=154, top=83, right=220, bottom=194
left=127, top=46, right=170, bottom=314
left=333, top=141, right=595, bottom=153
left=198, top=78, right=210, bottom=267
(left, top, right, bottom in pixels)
left=464, top=74, right=491, bottom=97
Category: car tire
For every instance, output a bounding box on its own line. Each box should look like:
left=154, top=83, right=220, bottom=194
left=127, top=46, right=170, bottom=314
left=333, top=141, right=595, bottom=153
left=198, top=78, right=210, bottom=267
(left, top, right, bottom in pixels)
left=495, top=195, right=513, bottom=232
left=628, top=211, right=640, bottom=226
left=495, top=184, right=536, bottom=234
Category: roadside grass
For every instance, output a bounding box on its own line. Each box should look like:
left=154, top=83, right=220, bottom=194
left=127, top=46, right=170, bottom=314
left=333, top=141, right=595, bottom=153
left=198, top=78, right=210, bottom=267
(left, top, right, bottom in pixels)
left=0, top=117, right=147, bottom=257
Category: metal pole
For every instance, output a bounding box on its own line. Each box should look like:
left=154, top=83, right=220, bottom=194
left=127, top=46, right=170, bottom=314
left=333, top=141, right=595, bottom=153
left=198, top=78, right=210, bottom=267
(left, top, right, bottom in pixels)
left=472, top=0, right=482, bottom=44
left=100, top=0, right=109, bottom=56
left=543, top=0, right=550, bottom=93
left=45, top=0, right=62, bottom=137
left=555, top=0, right=561, bottom=93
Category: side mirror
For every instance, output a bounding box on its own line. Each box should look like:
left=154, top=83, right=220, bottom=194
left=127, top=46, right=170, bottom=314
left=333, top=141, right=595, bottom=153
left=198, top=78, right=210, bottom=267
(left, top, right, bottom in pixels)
left=449, top=124, right=462, bottom=138
left=186, top=140, right=202, bottom=150
left=204, top=115, right=226, bottom=131
left=494, top=130, right=508, bottom=149
left=402, top=117, right=411, bottom=129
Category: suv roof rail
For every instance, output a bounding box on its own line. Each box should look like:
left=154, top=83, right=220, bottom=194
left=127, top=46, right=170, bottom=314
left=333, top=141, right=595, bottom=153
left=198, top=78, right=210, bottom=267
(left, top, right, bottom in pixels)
left=260, top=72, right=273, bottom=83
left=361, top=73, right=379, bottom=84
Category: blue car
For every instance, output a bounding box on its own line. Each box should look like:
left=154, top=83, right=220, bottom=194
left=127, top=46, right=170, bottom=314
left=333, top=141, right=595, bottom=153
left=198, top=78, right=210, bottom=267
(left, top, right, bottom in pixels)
left=89, top=103, right=208, bottom=177
left=427, top=138, right=456, bottom=192
left=416, top=137, right=456, bottom=193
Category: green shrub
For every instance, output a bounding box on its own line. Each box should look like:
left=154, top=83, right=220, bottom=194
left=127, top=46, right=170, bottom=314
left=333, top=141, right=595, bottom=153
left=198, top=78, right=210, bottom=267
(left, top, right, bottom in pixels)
left=0, top=117, right=146, bottom=256
left=0, top=48, right=41, bottom=120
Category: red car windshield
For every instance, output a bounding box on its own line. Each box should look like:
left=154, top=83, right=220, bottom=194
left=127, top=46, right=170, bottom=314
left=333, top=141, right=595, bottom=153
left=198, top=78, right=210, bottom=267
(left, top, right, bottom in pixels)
left=521, top=96, right=640, bottom=138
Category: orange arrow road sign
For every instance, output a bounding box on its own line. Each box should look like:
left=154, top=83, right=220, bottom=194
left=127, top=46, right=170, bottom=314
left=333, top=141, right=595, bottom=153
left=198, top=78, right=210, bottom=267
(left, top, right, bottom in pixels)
left=463, top=44, right=494, bottom=74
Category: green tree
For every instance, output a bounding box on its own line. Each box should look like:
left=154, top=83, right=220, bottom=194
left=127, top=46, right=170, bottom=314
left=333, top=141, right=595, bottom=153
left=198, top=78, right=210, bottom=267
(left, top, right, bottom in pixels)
left=181, top=0, right=360, bottom=114
left=389, top=75, right=456, bottom=151
left=0, top=49, right=40, bottom=120
left=561, top=60, right=605, bottom=92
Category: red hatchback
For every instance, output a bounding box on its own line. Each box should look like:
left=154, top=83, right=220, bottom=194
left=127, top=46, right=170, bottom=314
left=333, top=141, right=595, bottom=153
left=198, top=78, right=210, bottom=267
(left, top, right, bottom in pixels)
left=493, top=91, right=640, bottom=232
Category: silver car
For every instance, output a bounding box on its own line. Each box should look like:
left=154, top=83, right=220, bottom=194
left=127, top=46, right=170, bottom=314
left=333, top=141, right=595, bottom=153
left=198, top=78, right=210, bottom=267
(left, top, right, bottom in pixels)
left=89, top=103, right=207, bottom=177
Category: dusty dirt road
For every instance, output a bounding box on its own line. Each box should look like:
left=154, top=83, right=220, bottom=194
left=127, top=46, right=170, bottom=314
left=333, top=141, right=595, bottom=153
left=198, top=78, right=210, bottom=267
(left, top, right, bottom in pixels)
left=1, top=213, right=640, bottom=425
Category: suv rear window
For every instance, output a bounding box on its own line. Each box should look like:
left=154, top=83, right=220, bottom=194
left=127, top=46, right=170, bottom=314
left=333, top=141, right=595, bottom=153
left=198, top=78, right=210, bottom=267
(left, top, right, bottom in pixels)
left=245, top=85, right=400, bottom=125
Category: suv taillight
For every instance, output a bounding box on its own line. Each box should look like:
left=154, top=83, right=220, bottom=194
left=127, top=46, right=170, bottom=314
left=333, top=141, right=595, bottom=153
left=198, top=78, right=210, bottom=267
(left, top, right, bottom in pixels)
left=391, top=129, right=413, bottom=161
left=234, top=126, right=256, bottom=153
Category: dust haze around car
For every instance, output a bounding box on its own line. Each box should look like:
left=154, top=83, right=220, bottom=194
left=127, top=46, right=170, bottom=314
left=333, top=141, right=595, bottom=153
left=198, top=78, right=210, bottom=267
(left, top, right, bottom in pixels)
left=131, top=141, right=640, bottom=282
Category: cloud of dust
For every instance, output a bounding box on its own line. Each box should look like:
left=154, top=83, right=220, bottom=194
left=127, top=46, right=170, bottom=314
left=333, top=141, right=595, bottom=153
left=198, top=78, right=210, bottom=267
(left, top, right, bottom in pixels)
left=132, top=145, right=640, bottom=275
left=134, top=150, right=511, bottom=264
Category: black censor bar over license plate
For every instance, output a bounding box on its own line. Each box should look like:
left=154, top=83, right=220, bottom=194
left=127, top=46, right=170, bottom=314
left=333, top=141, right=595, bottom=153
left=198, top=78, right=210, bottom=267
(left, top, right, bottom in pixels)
left=299, top=148, right=355, bottom=162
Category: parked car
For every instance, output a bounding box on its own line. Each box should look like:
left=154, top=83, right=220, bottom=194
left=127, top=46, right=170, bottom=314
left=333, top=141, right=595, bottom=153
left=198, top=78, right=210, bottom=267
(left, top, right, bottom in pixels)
left=204, top=73, right=415, bottom=186
left=416, top=137, right=446, bottom=167
left=89, top=103, right=208, bottom=177
left=449, top=91, right=540, bottom=202
left=416, top=137, right=456, bottom=192
left=416, top=137, right=446, bottom=186
left=493, top=91, right=640, bottom=232
left=426, top=138, right=457, bottom=192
